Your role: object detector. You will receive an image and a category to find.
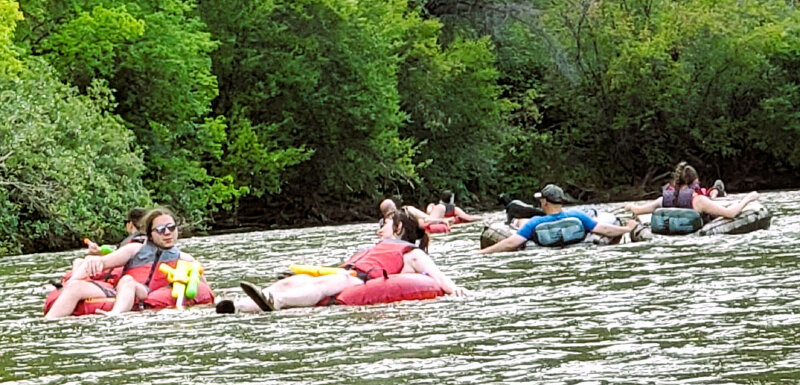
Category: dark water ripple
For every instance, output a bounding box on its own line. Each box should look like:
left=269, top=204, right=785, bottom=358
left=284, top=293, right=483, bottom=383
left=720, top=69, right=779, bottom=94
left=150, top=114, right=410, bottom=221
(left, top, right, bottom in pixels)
left=2, top=191, right=800, bottom=384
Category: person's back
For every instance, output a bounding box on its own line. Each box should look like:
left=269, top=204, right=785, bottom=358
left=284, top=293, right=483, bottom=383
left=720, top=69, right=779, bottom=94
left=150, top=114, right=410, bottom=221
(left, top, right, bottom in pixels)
left=629, top=163, right=758, bottom=220
left=426, top=191, right=481, bottom=223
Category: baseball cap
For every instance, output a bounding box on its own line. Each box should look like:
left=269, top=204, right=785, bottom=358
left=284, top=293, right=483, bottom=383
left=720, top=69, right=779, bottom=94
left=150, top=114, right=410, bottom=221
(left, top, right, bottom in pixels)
left=534, top=184, right=568, bottom=204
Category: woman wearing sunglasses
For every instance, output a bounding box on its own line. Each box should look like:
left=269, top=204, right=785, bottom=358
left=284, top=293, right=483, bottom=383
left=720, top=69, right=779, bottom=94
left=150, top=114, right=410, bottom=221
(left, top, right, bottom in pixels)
left=45, top=208, right=214, bottom=318
left=232, top=209, right=466, bottom=313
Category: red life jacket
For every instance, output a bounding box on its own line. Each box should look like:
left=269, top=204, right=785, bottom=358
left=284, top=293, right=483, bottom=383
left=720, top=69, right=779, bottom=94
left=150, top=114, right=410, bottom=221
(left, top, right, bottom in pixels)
left=122, top=242, right=181, bottom=291
left=341, top=240, right=415, bottom=280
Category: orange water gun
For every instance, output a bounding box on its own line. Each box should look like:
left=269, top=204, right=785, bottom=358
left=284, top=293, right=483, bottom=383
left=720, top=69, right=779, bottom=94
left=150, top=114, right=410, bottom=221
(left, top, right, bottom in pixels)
left=83, top=238, right=115, bottom=255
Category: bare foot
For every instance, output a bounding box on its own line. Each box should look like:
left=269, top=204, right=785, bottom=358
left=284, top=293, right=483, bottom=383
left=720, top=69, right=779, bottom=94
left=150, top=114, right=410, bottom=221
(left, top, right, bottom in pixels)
left=96, top=309, right=122, bottom=317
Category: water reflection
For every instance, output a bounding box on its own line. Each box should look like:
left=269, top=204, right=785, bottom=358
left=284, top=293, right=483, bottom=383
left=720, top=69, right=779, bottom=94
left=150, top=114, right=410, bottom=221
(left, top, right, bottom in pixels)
left=2, top=191, right=800, bottom=383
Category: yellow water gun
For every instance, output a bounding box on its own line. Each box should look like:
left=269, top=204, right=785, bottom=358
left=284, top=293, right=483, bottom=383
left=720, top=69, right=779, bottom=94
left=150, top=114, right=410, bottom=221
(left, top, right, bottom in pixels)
left=158, top=260, right=203, bottom=309
left=289, top=264, right=356, bottom=277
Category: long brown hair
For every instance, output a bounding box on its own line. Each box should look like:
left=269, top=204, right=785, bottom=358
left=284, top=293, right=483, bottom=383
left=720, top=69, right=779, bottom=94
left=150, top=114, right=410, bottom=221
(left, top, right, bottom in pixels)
left=393, top=209, right=429, bottom=253
left=671, top=162, right=699, bottom=188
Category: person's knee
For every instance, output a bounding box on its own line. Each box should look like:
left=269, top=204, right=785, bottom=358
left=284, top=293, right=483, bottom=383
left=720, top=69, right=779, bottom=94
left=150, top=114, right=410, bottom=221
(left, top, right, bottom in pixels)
left=61, top=281, right=98, bottom=300
left=116, top=275, right=139, bottom=292
left=117, top=275, right=136, bottom=286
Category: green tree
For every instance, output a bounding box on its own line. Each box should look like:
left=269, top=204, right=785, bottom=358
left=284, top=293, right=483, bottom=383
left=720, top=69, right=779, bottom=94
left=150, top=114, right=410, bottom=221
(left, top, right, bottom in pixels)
left=0, top=59, right=151, bottom=256
left=0, top=0, right=23, bottom=78
left=200, top=0, right=418, bottom=220
left=16, top=0, right=245, bottom=225
left=397, top=10, right=510, bottom=202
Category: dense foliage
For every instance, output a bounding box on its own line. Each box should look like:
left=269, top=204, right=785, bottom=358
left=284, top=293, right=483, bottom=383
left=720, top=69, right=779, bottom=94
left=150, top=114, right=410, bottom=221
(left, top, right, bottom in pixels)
left=0, top=59, right=151, bottom=255
left=424, top=0, right=800, bottom=200
left=2, top=0, right=800, bottom=255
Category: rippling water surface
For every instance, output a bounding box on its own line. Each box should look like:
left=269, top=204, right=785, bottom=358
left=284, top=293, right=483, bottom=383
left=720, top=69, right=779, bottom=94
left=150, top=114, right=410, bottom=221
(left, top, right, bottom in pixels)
left=2, top=191, right=800, bottom=384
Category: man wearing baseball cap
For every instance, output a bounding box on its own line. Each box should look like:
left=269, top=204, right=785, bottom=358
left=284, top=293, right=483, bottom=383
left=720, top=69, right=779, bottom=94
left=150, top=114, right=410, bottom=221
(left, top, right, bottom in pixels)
left=480, top=184, right=638, bottom=254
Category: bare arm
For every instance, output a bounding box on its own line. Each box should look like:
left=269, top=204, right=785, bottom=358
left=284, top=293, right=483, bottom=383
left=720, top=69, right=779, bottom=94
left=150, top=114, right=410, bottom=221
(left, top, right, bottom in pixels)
left=625, top=197, right=663, bottom=215
left=404, top=249, right=465, bottom=296
left=69, top=243, right=142, bottom=281
left=694, top=191, right=759, bottom=219
left=179, top=252, right=195, bottom=262
left=592, top=220, right=637, bottom=238
left=479, top=234, right=527, bottom=254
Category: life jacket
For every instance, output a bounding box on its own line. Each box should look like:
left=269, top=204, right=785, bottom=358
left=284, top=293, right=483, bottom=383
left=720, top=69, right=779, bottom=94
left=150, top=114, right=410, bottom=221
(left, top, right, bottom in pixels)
left=118, top=232, right=146, bottom=248
left=341, top=239, right=414, bottom=280
left=123, top=242, right=181, bottom=291
left=532, top=217, right=587, bottom=247
left=662, top=184, right=696, bottom=209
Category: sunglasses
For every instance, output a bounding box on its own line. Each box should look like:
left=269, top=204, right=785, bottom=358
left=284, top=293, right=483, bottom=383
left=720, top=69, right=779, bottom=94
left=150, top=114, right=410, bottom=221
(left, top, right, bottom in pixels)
left=152, top=223, right=177, bottom=234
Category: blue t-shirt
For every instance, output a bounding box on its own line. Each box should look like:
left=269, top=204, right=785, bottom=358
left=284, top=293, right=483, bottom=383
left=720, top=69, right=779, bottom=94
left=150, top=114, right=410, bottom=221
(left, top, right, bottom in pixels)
left=516, top=210, right=598, bottom=240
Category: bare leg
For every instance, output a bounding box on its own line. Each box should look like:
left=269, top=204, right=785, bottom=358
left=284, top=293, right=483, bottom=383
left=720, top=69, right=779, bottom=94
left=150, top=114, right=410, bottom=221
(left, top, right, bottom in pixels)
left=100, top=275, right=148, bottom=316
left=233, top=297, right=262, bottom=312
left=454, top=207, right=481, bottom=222
left=265, top=274, right=364, bottom=309
left=45, top=281, right=107, bottom=319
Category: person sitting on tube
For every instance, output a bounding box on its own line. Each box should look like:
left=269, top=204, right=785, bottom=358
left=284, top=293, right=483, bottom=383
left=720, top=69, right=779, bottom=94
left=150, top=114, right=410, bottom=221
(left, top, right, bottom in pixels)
left=480, top=184, right=638, bottom=254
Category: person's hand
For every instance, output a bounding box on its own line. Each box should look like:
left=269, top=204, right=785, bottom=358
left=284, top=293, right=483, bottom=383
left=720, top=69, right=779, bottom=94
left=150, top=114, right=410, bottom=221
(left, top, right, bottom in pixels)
left=86, top=242, right=101, bottom=256
left=451, top=286, right=468, bottom=296
left=743, top=191, right=759, bottom=203
left=625, top=203, right=636, bottom=213
left=625, top=219, right=638, bottom=230
left=84, top=256, right=104, bottom=277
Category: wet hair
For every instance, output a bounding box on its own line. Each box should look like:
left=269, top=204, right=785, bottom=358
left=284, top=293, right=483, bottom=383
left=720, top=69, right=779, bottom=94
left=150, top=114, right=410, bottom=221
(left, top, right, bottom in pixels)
left=392, top=209, right=430, bottom=253
left=439, top=191, right=454, bottom=205
left=671, top=162, right=699, bottom=187
left=126, top=207, right=147, bottom=230
left=141, top=207, right=176, bottom=241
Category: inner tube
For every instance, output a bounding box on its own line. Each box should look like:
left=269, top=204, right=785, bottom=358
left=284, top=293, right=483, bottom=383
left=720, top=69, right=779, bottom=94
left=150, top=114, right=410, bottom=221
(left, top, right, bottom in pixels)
left=651, top=208, right=704, bottom=235
left=698, top=201, right=771, bottom=235
left=43, top=278, right=215, bottom=316
left=639, top=201, right=771, bottom=236
left=43, top=281, right=116, bottom=316
left=505, top=199, right=545, bottom=223
left=480, top=208, right=648, bottom=250
left=316, top=273, right=444, bottom=306
left=425, top=223, right=451, bottom=234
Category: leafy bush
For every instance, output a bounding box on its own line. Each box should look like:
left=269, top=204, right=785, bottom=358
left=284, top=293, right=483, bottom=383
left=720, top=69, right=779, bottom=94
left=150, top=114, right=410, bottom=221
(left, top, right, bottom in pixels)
left=0, top=59, right=151, bottom=255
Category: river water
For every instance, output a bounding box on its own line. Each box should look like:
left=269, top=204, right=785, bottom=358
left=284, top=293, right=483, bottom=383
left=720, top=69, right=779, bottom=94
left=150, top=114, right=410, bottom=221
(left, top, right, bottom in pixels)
left=2, top=191, right=800, bottom=384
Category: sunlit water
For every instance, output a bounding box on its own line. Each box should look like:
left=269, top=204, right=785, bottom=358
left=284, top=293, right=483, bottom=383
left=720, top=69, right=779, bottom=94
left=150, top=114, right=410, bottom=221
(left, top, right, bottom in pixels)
left=2, top=191, right=800, bottom=384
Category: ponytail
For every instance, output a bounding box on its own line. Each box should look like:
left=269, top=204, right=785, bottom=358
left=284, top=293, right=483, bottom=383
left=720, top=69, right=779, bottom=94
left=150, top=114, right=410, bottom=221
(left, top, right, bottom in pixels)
left=671, top=162, right=699, bottom=195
